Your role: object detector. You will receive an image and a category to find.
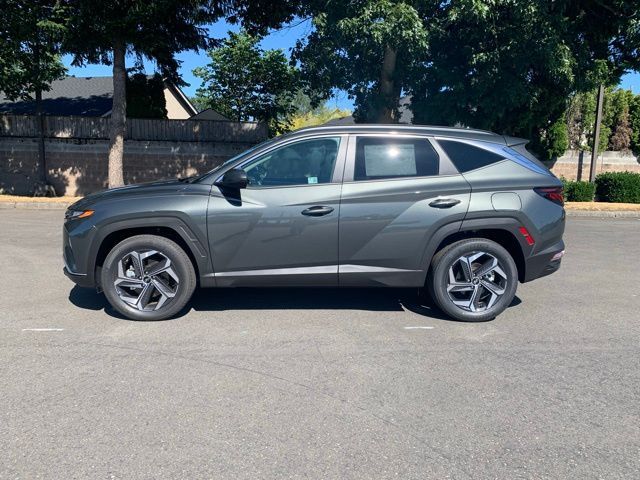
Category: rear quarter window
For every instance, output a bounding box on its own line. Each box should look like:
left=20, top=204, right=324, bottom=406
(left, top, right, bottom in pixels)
left=438, top=139, right=506, bottom=173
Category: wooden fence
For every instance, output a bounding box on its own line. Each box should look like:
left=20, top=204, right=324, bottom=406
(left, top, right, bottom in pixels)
left=0, top=114, right=267, bottom=143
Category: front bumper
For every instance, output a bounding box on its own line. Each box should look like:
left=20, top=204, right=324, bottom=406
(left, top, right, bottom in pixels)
left=63, top=266, right=94, bottom=288
left=63, top=219, right=97, bottom=288
left=523, top=239, right=565, bottom=282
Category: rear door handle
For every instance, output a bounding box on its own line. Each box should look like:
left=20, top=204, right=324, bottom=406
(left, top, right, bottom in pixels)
left=429, top=197, right=461, bottom=208
left=301, top=206, right=334, bottom=216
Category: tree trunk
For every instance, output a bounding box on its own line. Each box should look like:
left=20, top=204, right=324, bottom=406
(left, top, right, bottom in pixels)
left=32, top=41, right=47, bottom=186
left=376, top=45, right=399, bottom=123
left=35, top=88, right=47, bottom=185
left=108, top=40, right=126, bottom=188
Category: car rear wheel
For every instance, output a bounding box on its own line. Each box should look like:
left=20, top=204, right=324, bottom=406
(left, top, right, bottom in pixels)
left=428, top=238, right=518, bottom=322
left=101, top=235, right=196, bottom=321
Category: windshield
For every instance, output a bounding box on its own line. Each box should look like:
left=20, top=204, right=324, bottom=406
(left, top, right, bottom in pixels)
left=192, top=137, right=280, bottom=183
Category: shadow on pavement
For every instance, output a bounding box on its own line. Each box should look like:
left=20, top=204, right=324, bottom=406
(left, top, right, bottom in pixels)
left=68, top=285, right=520, bottom=322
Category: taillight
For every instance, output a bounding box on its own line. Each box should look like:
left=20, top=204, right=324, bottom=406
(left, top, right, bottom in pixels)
left=534, top=186, right=564, bottom=206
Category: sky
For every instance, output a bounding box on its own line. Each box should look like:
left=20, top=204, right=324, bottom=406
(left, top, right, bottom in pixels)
left=62, top=18, right=640, bottom=112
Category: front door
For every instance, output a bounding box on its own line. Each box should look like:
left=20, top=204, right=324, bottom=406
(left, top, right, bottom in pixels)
left=207, top=135, right=346, bottom=287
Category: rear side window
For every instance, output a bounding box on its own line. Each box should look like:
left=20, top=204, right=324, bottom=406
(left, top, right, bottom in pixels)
left=438, top=139, right=506, bottom=173
left=354, top=137, right=439, bottom=181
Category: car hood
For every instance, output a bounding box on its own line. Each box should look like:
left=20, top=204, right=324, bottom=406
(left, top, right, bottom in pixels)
left=69, top=179, right=189, bottom=210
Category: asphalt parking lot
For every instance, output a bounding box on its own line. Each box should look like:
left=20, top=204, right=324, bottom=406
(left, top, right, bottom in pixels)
left=1, top=209, right=639, bottom=479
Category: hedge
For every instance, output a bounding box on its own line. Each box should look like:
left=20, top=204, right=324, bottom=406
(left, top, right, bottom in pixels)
left=595, top=171, right=640, bottom=203
left=561, top=179, right=596, bottom=202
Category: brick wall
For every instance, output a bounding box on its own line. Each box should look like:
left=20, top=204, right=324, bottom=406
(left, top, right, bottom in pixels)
left=545, top=150, right=640, bottom=181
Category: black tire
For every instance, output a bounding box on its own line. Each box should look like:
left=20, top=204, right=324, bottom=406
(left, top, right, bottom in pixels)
left=101, top=235, right=196, bottom=321
left=427, top=238, right=518, bottom=322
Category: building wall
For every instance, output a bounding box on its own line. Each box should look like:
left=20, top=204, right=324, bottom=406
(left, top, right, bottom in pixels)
left=0, top=114, right=267, bottom=196
left=545, top=150, right=640, bottom=181
left=0, top=137, right=256, bottom=196
left=163, top=88, right=193, bottom=120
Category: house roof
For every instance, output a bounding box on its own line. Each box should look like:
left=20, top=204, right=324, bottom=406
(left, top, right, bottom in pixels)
left=190, top=108, right=230, bottom=121
left=0, top=76, right=200, bottom=118
left=0, top=77, right=114, bottom=116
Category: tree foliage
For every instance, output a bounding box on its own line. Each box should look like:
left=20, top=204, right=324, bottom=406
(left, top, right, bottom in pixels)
left=566, top=87, right=640, bottom=153
left=540, top=118, right=570, bottom=160
left=630, top=95, right=640, bottom=153
left=412, top=0, right=639, bottom=147
left=0, top=0, right=67, bottom=100
left=294, top=0, right=431, bottom=123
left=126, top=73, right=167, bottom=119
left=289, top=102, right=352, bottom=130
left=193, top=31, right=301, bottom=134
left=292, top=0, right=639, bottom=157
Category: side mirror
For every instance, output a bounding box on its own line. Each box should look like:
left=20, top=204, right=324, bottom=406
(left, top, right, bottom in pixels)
left=216, top=168, right=247, bottom=189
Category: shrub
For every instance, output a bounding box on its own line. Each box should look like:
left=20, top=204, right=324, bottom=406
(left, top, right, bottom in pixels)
left=561, top=178, right=596, bottom=202
left=595, top=171, right=640, bottom=203
left=543, top=119, right=569, bottom=160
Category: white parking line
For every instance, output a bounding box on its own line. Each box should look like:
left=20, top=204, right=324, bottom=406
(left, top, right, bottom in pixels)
left=403, top=326, right=434, bottom=330
left=22, top=328, right=64, bottom=332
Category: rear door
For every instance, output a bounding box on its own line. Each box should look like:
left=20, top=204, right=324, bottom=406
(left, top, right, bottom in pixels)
left=338, top=134, right=471, bottom=287
left=207, top=135, right=346, bottom=287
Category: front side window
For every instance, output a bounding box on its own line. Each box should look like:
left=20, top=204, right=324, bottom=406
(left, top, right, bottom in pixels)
left=244, top=137, right=341, bottom=187
left=354, top=137, right=439, bottom=181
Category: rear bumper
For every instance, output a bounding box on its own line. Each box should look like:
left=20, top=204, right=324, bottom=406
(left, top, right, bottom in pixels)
left=523, top=239, right=565, bottom=282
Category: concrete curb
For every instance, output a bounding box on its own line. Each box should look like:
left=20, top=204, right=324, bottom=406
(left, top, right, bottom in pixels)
left=566, top=210, right=640, bottom=218
left=0, top=201, right=72, bottom=210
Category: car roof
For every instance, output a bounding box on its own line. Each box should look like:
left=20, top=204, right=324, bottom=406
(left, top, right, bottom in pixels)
left=287, top=124, right=508, bottom=144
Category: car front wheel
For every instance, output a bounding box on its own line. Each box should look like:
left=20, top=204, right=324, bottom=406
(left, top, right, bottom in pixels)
left=428, top=238, right=518, bottom=322
left=101, top=235, right=196, bottom=321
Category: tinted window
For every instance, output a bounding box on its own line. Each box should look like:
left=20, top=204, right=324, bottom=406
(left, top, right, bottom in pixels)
left=244, top=137, right=340, bottom=187
left=354, top=137, right=439, bottom=181
left=438, top=140, right=506, bottom=173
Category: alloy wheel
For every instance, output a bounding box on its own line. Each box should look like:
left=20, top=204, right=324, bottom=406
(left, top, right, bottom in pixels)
left=114, top=250, right=179, bottom=311
left=446, top=251, right=508, bottom=312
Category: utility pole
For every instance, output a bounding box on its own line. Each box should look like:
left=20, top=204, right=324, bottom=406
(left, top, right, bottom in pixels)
left=589, top=84, right=605, bottom=183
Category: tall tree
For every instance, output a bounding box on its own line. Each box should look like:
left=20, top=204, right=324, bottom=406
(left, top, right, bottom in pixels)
left=64, top=0, right=228, bottom=188
left=193, top=31, right=301, bottom=134
left=410, top=0, right=640, bottom=155
left=63, top=0, right=297, bottom=187
left=0, top=0, right=67, bottom=100
left=293, top=1, right=432, bottom=123
left=0, top=0, right=67, bottom=187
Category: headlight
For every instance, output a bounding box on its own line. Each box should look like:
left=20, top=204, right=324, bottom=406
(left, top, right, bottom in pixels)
left=65, top=209, right=94, bottom=220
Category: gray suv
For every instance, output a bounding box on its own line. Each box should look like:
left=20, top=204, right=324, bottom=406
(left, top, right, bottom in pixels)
left=63, top=125, right=565, bottom=322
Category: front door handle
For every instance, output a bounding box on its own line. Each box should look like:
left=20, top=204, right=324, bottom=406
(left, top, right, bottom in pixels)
left=429, top=197, right=461, bottom=209
left=301, top=206, right=334, bottom=216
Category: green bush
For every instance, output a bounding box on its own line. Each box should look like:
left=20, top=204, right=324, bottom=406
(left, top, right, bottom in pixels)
left=595, top=171, right=640, bottom=203
left=561, top=178, right=596, bottom=202
left=545, top=119, right=569, bottom=160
